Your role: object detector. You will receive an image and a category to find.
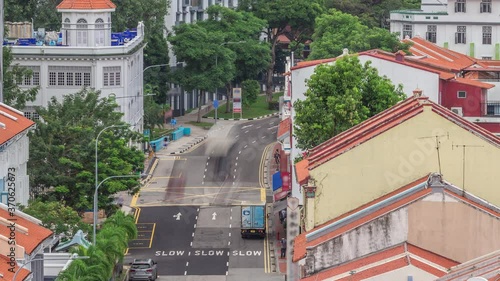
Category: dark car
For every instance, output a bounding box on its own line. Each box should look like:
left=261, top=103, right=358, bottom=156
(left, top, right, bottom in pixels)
left=129, top=259, right=157, bottom=281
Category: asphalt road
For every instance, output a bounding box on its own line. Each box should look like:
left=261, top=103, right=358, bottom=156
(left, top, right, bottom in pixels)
left=127, top=117, right=282, bottom=280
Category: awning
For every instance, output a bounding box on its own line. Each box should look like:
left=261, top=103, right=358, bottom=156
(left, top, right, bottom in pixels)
left=272, top=171, right=282, bottom=191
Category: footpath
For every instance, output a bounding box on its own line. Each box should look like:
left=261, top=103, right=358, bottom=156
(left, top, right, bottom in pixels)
left=118, top=104, right=286, bottom=276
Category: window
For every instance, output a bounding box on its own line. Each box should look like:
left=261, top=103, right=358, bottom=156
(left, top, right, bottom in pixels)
left=456, top=26, right=466, bottom=44
left=482, top=56, right=492, bottom=60
left=433, top=16, right=439, bottom=19
left=426, top=25, right=437, bottom=43
left=480, top=0, right=491, bottom=13
left=48, top=66, right=91, bottom=87
left=95, top=18, right=105, bottom=46
left=13, top=66, right=40, bottom=86
left=483, top=26, right=492, bottom=44
left=457, top=91, right=467, bottom=98
left=24, top=111, right=40, bottom=121
left=76, top=18, right=88, bottom=46
left=455, top=0, right=466, bottom=12
left=103, top=67, right=121, bottom=87
left=403, top=24, right=413, bottom=39
left=425, top=16, right=431, bottom=19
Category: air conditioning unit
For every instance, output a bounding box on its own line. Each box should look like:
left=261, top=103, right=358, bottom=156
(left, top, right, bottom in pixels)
left=451, top=107, right=463, bottom=116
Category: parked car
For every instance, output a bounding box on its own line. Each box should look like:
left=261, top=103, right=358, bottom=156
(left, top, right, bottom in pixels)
left=129, top=259, right=157, bottom=281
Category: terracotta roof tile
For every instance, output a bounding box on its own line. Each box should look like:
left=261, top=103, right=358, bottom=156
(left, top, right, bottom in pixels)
left=294, top=159, right=309, bottom=186
left=453, top=77, right=495, bottom=89
left=301, top=243, right=457, bottom=281
left=277, top=117, right=291, bottom=140
left=0, top=208, right=53, bottom=255
left=293, top=175, right=430, bottom=262
left=436, top=250, right=500, bottom=281
left=0, top=103, right=35, bottom=145
left=307, top=96, right=500, bottom=170
left=0, top=255, right=30, bottom=281
left=57, top=0, right=116, bottom=10
left=291, top=58, right=336, bottom=70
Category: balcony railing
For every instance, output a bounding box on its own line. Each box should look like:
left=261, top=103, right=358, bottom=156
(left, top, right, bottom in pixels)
left=482, top=102, right=500, bottom=116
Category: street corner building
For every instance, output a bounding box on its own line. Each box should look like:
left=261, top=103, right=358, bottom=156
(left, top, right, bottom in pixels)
left=292, top=95, right=500, bottom=280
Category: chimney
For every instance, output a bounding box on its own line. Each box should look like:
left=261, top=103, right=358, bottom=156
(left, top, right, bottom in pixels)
left=413, top=88, right=423, bottom=98
left=395, top=50, right=405, bottom=62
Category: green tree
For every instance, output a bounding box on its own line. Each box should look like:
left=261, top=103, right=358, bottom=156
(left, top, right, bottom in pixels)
left=238, top=0, right=324, bottom=102
left=143, top=93, right=169, bottom=136
left=293, top=55, right=405, bottom=150
left=308, top=9, right=410, bottom=60
left=102, top=211, right=138, bottom=241
left=241, top=80, right=259, bottom=107
left=168, top=23, right=236, bottom=122
left=28, top=89, right=144, bottom=213
left=20, top=200, right=90, bottom=241
left=201, top=5, right=270, bottom=113
left=2, top=47, right=39, bottom=109
left=325, top=0, right=420, bottom=28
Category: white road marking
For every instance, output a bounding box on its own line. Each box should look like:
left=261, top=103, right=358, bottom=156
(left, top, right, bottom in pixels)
left=203, top=175, right=206, bottom=179
left=212, top=212, right=217, bottom=220
left=229, top=232, right=231, bottom=237
left=256, top=126, right=261, bottom=129
left=202, top=181, right=204, bottom=185
left=241, top=125, right=253, bottom=129
left=192, top=233, right=194, bottom=237
left=229, top=224, right=232, bottom=228
left=226, top=271, right=228, bottom=276
left=207, top=157, right=210, bottom=160
left=268, top=125, right=278, bottom=130
left=186, top=262, right=189, bottom=267
left=252, top=140, right=256, bottom=143
left=245, top=130, right=249, bottom=133
left=235, top=135, right=239, bottom=138
left=197, top=208, right=200, bottom=211
left=194, top=224, right=197, bottom=228
left=233, top=175, right=236, bottom=179
left=184, top=271, right=187, bottom=275
left=205, top=168, right=207, bottom=172
left=190, top=242, right=192, bottom=247
left=236, top=157, right=238, bottom=160
left=233, top=182, right=235, bottom=185
left=230, top=216, right=232, bottom=220
left=239, top=151, right=242, bottom=154
left=235, top=163, right=237, bottom=166
left=262, top=136, right=266, bottom=138
left=195, top=216, right=198, bottom=220
left=226, top=262, right=229, bottom=266
left=228, top=241, right=231, bottom=246
left=189, top=252, right=191, bottom=256
left=244, top=145, right=248, bottom=148
left=234, top=169, right=236, bottom=172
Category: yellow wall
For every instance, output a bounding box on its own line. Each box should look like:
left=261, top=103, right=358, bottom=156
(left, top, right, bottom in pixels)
left=309, top=106, right=500, bottom=228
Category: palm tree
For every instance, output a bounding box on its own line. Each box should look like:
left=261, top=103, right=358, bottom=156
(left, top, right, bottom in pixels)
left=57, top=259, right=108, bottom=281
left=102, top=211, right=138, bottom=241
left=97, top=226, right=128, bottom=264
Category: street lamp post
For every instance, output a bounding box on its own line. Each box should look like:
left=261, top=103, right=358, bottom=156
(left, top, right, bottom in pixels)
left=12, top=255, right=89, bottom=281
left=93, top=174, right=145, bottom=246
left=94, top=124, right=129, bottom=245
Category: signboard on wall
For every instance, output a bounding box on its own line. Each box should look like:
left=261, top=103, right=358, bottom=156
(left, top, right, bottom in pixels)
left=233, top=88, right=242, bottom=114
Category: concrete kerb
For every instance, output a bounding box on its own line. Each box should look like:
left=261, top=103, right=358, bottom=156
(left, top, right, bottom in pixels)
left=203, top=112, right=279, bottom=121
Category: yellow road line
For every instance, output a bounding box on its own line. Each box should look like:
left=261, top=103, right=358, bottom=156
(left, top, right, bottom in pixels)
left=149, top=223, right=156, bottom=248
left=135, top=208, right=141, bottom=224
left=264, top=229, right=268, bottom=273
left=131, top=193, right=139, bottom=208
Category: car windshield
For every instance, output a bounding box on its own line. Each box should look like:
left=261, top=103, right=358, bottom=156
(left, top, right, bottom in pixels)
left=132, top=263, right=151, bottom=269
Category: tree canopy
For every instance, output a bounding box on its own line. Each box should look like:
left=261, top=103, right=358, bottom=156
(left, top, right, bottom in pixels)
left=2, top=47, right=39, bottom=109
left=308, top=9, right=410, bottom=60
left=28, top=89, right=144, bottom=213
left=238, top=0, right=324, bottom=101
left=293, top=56, right=405, bottom=150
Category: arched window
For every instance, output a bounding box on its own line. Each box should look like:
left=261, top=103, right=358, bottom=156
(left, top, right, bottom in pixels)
left=63, top=18, right=71, bottom=45
left=76, top=18, right=88, bottom=46
left=95, top=18, right=105, bottom=46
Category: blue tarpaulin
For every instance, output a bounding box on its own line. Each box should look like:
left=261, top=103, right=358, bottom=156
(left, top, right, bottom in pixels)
left=272, top=172, right=282, bottom=191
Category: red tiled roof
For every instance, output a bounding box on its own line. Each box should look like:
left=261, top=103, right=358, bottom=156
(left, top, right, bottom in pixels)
left=301, top=243, right=458, bottom=281
left=0, top=255, right=30, bottom=281
left=57, top=0, right=116, bottom=10
left=295, top=159, right=309, bottom=185
left=293, top=175, right=430, bottom=262
left=453, top=77, right=495, bottom=89
left=291, top=58, right=336, bottom=70
left=277, top=117, right=291, bottom=140
left=0, top=208, right=53, bottom=255
left=405, top=36, right=480, bottom=71
left=307, top=96, right=500, bottom=170
left=0, top=103, right=35, bottom=145
left=436, top=250, right=500, bottom=281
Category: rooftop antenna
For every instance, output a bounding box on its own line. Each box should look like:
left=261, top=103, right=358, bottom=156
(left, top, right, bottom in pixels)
left=419, top=133, right=449, bottom=174
left=452, top=143, right=483, bottom=195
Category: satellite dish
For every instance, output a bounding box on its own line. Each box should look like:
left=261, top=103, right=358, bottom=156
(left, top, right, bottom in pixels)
left=467, top=277, right=488, bottom=281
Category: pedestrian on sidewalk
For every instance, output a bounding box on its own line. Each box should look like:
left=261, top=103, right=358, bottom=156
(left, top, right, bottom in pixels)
left=280, top=237, right=287, bottom=258
left=274, top=149, right=281, bottom=165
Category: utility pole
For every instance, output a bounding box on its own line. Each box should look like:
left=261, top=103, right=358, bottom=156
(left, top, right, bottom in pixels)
left=452, top=143, right=483, bottom=194
left=418, top=133, right=449, bottom=174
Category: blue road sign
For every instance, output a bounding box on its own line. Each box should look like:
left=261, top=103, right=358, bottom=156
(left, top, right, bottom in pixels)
left=170, top=118, right=177, bottom=126
left=213, top=99, right=219, bottom=109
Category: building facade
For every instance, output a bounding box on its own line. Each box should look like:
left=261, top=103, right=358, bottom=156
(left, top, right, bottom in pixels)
left=390, top=0, right=500, bottom=60
left=8, top=0, right=146, bottom=133
left=0, top=103, right=35, bottom=207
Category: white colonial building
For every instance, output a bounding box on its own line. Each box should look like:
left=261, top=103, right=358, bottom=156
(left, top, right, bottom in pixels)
left=9, top=0, right=146, bottom=133
left=0, top=103, right=35, bottom=207
left=390, top=0, right=500, bottom=60
left=165, top=0, right=239, bottom=115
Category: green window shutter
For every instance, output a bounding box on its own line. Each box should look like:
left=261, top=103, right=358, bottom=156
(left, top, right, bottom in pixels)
left=469, top=43, right=475, bottom=57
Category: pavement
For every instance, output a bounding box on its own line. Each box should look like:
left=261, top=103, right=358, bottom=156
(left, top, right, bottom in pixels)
left=117, top=104, right=286, bottom=278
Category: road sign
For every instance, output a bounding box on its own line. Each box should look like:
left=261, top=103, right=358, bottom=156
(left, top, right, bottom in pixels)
left=213, top=99, right=219, bottom=109
left=170, top=118, right=177, bottom=126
